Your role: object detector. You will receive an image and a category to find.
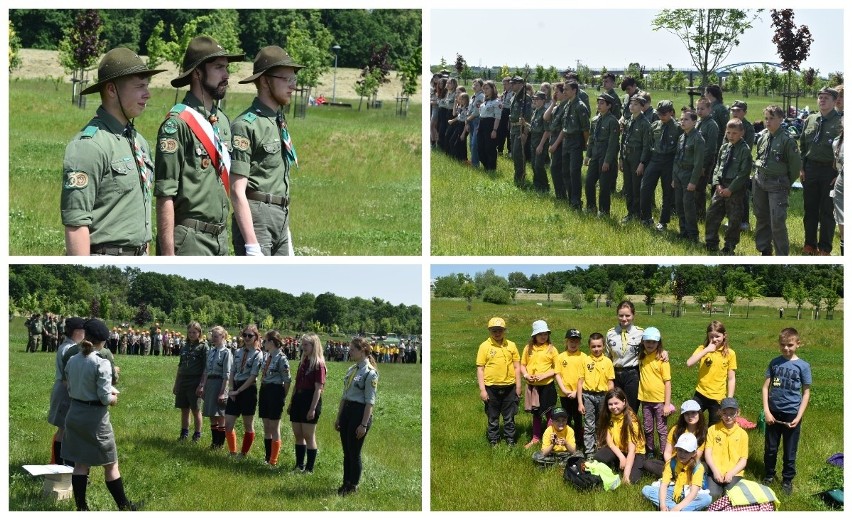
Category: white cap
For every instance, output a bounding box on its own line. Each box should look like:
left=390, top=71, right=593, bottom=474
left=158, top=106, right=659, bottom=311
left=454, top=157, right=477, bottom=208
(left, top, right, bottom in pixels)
left=674, top=432, right=698, bottom=452
left=680, top=400, right=701, bottom=414
left=530, top=320, right=550, bottom=337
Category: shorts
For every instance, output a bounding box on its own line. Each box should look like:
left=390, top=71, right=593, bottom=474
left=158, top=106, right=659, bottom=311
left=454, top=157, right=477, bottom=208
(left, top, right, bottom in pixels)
left=258, top=384, right=286, bottom=420
left=174, top=375, right=203, bottom=409
left=225, top=382, right=258, bottom=416
left=288, top=388, right=323, bottom=424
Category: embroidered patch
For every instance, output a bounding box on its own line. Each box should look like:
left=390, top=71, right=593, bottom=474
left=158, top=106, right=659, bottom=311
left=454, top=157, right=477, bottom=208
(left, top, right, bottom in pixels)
left=159, top=138, right=178, bottom=154
left=163, top=119, right=178, bottom=134
left=201, top=157, right=211, bottom=169
left=371, top=378, right=378, bottom=388
left=233, top=135, right=250, bottom=151
left=64, top=172, right=89, bottom=189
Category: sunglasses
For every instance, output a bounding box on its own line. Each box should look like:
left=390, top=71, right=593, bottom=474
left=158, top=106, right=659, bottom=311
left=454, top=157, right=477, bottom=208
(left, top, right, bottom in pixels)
left=242, top=333, right=255, bottom=339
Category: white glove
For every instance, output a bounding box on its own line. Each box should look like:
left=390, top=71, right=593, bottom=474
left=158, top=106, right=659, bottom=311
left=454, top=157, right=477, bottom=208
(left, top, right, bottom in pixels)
left=245, top=243, right=263, bottom=256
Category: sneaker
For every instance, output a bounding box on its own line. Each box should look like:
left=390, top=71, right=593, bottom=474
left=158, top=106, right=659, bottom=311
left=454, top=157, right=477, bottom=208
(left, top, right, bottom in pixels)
left=120, top=501, right=144, bottom=511
left=762, top=476, right=775, bottom=486
left=292, top=465, right=306, bottom=473
left=192, top=432, right=201, bottom=443
left=523, top=437, right=541, bottom=449
left=178, top=434, right=188, bottom=442
left=506, top=439, right=516, bottom=447
left=802, top=244, right=818, bottom=255
left=655, top=222, right=667, bottom=231
left=782, top=480, right=793, bottom=495
left=490, top=441, right=499, bottom=448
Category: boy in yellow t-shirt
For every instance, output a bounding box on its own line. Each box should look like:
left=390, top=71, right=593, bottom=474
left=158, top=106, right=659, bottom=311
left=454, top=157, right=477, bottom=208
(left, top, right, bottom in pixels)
left=476, top=317, right=521, bottom=446
left=532, top=407, right=576, bottom=466
left=704, top=397, right=748, bottom=499
left=581, top=333, right=615, bottom=458
left=555, top=328, right=586, bottom=454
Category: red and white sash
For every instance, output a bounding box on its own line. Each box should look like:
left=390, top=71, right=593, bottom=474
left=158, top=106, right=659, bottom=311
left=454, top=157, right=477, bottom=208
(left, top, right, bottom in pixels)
left=169, top=104, right=231, bottom=194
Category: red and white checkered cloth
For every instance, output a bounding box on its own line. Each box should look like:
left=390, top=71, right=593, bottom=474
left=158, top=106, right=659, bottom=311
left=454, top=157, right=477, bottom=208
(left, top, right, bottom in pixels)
left=708, top=496, right=776, bottom=511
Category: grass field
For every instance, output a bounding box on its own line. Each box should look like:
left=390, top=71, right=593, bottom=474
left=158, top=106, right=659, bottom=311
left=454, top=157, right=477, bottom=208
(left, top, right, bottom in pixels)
left=7, top=318, right=422, bottom=511
left=8, top=78, right=421, bottom=256
left=430, top=298, right=843, bottom=511
left=431, top=90, right=840, bottom=256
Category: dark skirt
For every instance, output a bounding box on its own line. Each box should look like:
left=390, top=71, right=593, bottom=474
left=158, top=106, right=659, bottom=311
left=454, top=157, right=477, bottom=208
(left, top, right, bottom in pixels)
left=48, top=380, right=70, bottom=428
left=62, top=400, right=117, bottom=466
left=202, top=378, right=226, bottom=417
left=258, top=384, right=286, bottom=420
left=289, top=388, right=323, bottom=424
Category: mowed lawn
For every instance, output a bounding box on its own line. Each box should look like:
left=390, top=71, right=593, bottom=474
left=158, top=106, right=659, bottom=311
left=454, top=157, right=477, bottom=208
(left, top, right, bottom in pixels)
left=7, top=320, right=422, bottom=511
left=431, top=90, right=839, bottom=256
left=9, top=78, right=421, bottom=256
left=430, top=298, right=843, bottom=511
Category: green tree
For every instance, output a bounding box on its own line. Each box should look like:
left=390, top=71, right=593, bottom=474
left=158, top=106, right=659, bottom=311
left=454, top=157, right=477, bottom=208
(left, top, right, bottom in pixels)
left=397, top=46, right=421, bottom=97
left=585, top=288, right=597, bottom=306
left=741, top=276, right=764, bottom=318
left=482, top=286, right=511, bottom=305
left=354, top=67, right=381, bottom=111
left=474, top=269, right=510, bottom=296
left=9, top=21, right=22, bottom=72
left=562, top=284, right=584, bottom=310
left=286, top=12, right=334, bottom=100
left=652, top=9, right=762, bottom=85
left=807, top=285, right=824, bottom=320
left=144, top=20, right=168, bottom=70
left=433, top=274, right=462, bottom=298
left=607, top=281, right=625, bottom=307
left=643, top=278, right=659, bottom=315
left=461, top=282, right=477, bottom=311
left=695, top=285, right=718, bottom=317
left=823, top=280, right=840, bottom=320
left=724, top=285, right=740, bottom=317
left=499, top=64, right=510, bottom=79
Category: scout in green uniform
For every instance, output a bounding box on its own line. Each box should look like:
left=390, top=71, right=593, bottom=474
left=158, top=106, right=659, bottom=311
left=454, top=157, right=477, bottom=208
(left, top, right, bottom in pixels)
left=705, top=119, right=753, bottom=254
left=509, top=76, right=532, bottom=187
left=620, top=76, right=641, bottom=115
left=694, top=98, right=719, bottom=221
left=672, top=108, right=705, bottom=242
left=26, top=313, right=43, bottom=352
left=529, top=91, right=550, bottom=193
left=728, top=101, right=756, bottom=231
left=584, top=93, right=620, bottom=216
left=620, top=95, right=652, bottom=222
left=753, top=105, right=802, bottom=256
left=799, top=87, right=842, bottom=255
left=704, top=85, right=729, bottom=140
left=230, top=46, right=304, bottom=256
left=173, top=321, right=209, bottom=442
left=61, top=47, right=165, bottom=256
left=155, top=36, right=244, bottom=256
left=601, top=73, right=623, bottom=122
left=545, top=84, right=569, bottom=199
left=560, top=81, right=591, bottom=208
left=564, top=72, right=591, bottom=121
left=640, top=100, right=682, bottom=228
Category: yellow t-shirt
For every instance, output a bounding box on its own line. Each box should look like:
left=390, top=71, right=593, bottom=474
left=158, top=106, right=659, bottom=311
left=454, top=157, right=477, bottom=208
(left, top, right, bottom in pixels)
left=608, top=412, right=646, bottom=455
left=666, top=427, right=706, bottom=455
left=555, top=350, right=586, bottom=397
left=476, top=337, right=520, bottom=386
left=693, top=345, right=737, bottom=401
left=521, top=343, right=558, bottom=386
left=584, top=353, right=615, bottom=392
left=638, top=354, right=671, bottom=403
left=542, top=424, right=576, bottom=453
left=706, top=422, right=748, bottom=476
left=662, top=458, right=706, bottom=501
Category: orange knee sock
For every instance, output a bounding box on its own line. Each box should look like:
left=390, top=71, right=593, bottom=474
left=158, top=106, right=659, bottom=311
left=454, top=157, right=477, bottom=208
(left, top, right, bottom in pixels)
left=226, top=430, right=237, bottom=453
left=270, top=440, right=282, bottom=466
left=241, top=432, right=255, bottom=455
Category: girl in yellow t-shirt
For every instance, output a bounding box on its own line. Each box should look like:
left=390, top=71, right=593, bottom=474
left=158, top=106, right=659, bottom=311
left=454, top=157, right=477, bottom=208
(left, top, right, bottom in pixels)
left=664, top=399, right=707, bottom=463
left=686, top=320, right=737, bottom=425
left=595, top=387, right=663, bottom=484
left=520, top=320, right=558, bottom=449
left=638, top=327, right=675, bottom=459
left=642, top=432, right=711, bottom=511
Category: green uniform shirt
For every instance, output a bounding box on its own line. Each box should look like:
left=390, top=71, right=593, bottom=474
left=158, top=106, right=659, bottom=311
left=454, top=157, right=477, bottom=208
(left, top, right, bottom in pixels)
left=712, top=140, right=752, bottom=193
left=621, top=114, right=652, bottom=165
left=178, top=340, right=209, bottom=377
left=547, top=99, right=568, bottom=135
left=723, top=118, right=756, bottom=148
left=578, top=89, right=591, bottom=120
left=754, top=128, right=802, bottom=184
left=509, top=92, right=532, bottom=125
left=61, top=106, right=153, bottom=248
left=696, top=115, right=720, bottom=169
left=529, top=105, right=547, bottom=142
left=154, top=92, right=231, bottom=227
left=230, top=98, right=291, bottom=197
left=650, top=119, right=682, bottom=157
left=606, top=88, right=622, bottom=120
left=562, top=97, right=591, bottom=136
left=587, top=112, right=620, bottom=164
left=711, top=100, right=729, bottom=134
left=674, top=129, right=705, bottom=185
left=800, top=109, right=842, bottom=164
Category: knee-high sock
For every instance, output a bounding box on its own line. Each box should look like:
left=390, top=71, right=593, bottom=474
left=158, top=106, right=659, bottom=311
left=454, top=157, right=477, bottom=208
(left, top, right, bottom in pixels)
left=106, top=477, right=131, bottom=510
left=264, top=438, right=272, bottom=462
left=71, top=474, right=89, bottom=511
left=226, top=430, right=237, bottom=453
left=306, top=448, right=318, bottom=472
left=270, top=440, right=282, bottom=466
left=241, top=432, right=255, bottom=454
left=295, top=444, right=306, bottom=469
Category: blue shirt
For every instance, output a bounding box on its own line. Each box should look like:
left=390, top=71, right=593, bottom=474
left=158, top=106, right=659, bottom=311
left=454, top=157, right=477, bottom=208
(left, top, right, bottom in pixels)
left=765, top=356, right=812, bottom=415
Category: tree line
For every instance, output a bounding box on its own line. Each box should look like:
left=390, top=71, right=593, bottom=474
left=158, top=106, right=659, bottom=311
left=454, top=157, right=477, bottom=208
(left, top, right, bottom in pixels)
left=9, top=265, right=422, bottom=336
left=10, top=9, right=420, bottom=69
left=433, top=265, right=842, bottom=319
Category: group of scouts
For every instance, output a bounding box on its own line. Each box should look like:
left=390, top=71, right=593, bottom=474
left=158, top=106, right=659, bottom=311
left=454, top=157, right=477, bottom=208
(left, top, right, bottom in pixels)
left=61, top=36, right=303, bottom=256
left=434, top=68, right=845, bottom=256
left=476, top=313, right=812, bottom=510
left=25, top=312, right=63, bottom=353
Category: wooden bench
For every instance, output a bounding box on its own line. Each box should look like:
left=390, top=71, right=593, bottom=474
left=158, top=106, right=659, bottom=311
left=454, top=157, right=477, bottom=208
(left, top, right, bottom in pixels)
left=326, top=102, right=352, bottom=108
left=23, top=464, right=73, bottom=501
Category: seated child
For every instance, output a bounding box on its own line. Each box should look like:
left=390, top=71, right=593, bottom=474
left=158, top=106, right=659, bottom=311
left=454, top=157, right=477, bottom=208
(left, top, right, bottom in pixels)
left=705, top=397, right=749, bottom=499
left=532, top=407, right=575, bottom=466
left=642, top=432, right=711, bottom=511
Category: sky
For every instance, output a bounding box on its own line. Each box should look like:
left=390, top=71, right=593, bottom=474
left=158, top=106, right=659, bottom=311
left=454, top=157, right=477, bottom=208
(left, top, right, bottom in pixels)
left=110, top=264, right=422, bottom=306
left=431, top=8, right=843, bottom=76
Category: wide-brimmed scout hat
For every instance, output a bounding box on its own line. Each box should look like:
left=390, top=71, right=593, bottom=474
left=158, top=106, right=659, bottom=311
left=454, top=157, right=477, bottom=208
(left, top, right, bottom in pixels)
left=171, top=35, right=245, bottom=88
left=239, top=45, right=304, bottom=84
left=81, top=47, right=166, bottom=95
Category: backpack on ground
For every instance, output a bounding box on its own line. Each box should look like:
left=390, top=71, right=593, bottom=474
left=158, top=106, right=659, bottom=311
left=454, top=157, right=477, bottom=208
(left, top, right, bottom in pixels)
left=563, top=455, right=603, bottom=491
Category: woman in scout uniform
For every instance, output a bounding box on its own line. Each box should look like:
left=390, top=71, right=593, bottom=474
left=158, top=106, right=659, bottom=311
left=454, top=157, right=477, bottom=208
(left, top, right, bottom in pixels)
left=63, top=319, right=140, bottom=510
left=230, top=46, right=305, bottom=256
left=476, top=317, right=521, bottom=446
left=172, top=321, right=208, bottom=442
left=200, top=326, right=233, bottom=449
left=288, top=333, right=326, bottom=472
left=520, top=320, right=558, bottom=449
left=225, top=324, right=264, bottom=457
left=477, top=80, right=502, bottom=171
left=686, top=320, right=737, bottom=425
left=258, top=330, right=291, bottom=466
left=335, top=337, right=378, bottom=496
left=61, top=47, right=165, bottom=256
left=605, top=301, right=645, bottom=414
left=154, top=36, right=244, bottom=256
left=48, top=317, right=85, bottom=466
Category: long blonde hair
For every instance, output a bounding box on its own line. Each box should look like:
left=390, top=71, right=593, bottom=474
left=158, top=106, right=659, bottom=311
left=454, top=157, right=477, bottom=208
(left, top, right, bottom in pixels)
left=300, top=333, right=326, bottom=373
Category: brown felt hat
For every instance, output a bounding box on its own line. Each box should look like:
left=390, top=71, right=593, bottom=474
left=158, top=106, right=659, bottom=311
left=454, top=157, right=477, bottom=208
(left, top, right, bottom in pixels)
left=238, top=46, right=304, bottom=84
left=171, top=36, right=245, bottom=88
left=81, top=47, right=165, bottom=95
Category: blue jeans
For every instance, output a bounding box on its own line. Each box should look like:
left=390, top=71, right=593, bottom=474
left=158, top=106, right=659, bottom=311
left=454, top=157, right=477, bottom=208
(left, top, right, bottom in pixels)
left=642, top=483, right=712, bottom=511
left=469, top=118, right=480, bottom=167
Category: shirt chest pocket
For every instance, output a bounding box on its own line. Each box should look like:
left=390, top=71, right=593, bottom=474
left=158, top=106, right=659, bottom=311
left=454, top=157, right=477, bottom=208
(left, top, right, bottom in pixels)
left=195, top=147, right=213, bottom=172
left=110, top=156, right=138, bottom=194
left=259, top=140, right=283, bottom=170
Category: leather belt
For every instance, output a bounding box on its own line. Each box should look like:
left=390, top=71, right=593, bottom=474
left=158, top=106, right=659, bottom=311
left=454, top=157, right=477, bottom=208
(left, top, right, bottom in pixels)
left=72, top=398, right=105, bottom=407
left=180, top=218, right=225, bottom=236
left=90, top=244, right=146, bottom=256
left=246, top=191, right=289, bottom=207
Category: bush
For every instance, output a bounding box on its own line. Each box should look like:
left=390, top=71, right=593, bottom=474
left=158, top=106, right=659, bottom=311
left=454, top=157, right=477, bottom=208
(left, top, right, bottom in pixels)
left=481, top=286, right=511, bottom=305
